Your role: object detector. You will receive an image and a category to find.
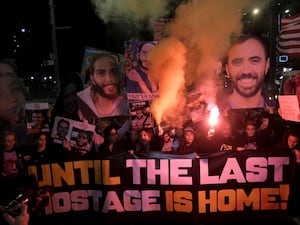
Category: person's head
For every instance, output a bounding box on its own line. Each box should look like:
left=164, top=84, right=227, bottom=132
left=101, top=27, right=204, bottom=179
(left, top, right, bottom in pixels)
left=135, top=108, right=144, bottom=119
left=163, top=132, right=171, bottom=143
left=1, top=130, right=16, bottom=151
left=76, top=131, right=89, bottom=148
left=129, top=129, right=139, bottom=143
left=139, top=128, right=154, bottom=146
left=219, top=119, right=232, bottom=139
left=138, top=42, right=155, bottom=70
left=52, top=73, right=84, bottom=118
left=0, top=59, right=28, bottom=123
left=35, top=133, right=47, bottom=151
left=103, top=126, right=118, bottom=144
left=183, top=126, right=195, bottom=146
left=89, top=53, right=120, bottom=99
left=287, top=132, right=300, bottom=150
left=32, top=111, right=44, bottom=128
left=293, top=143, right=300, bottom=163
left=56, top=119, right=70, bottom=138
left=35, top=185, right=54, bottom=208
left=244, top=120, right=257, bottom=138
left=61, top=74, right=83, bottom=114
left=225, top=34, right=269, bottom=98
left=95, top=118, right=111, bottom=136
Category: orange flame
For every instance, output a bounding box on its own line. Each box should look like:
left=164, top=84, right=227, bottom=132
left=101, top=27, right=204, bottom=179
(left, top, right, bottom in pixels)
left=208, top=105, right=219, bottom=127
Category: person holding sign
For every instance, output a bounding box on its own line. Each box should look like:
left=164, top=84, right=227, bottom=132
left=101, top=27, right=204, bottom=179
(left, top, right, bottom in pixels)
left=283, top=72, right=300, bottom=105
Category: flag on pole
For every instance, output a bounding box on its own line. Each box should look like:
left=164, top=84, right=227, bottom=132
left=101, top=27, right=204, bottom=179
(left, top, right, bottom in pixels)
left=277, top=13, right=300, bottom=57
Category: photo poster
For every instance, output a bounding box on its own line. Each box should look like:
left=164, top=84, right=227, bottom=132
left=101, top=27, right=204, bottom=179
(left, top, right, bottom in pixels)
left=51, top=116, right=95, bottom=146
left=80, top=47, right=126, bottom=89
left=129, top=100, right=154, bottom=130
left=69, top=123, right=95, bottom=153
left=186, top=88, right=209, bottom=123
left=25, top=102, right=50, bottom=134
left=153, top=17, right=174, bottom=41
left=278, top=95, right=300, bottom=122
left=95, top=115, right=131, bottom=135
left=124, top=40, right=159, bottom=100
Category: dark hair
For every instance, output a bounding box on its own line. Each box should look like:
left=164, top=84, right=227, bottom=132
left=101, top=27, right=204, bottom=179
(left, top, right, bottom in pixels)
left=139, top=128, right=154, bottom=140
left=294, top=143, right=300, bottom=151
left=244, top=119, right=257, bottom=129
left=225, top=34, right=268, bottom=63
left=51, top=72, right=84, bottom=125
left=138, top=42, right=156, bottom=53
left=103, top=125, right=118, bottom=140
left=88, top=53, right=121, bottom=92
left=89, top=53, right=119, bottom=75
left=1, top=130, right=15, bottom=145
left=57, top=119, right=70, bottom=129
left=77, top=130, right=92, bottom=143
left=33, top=132, right=49, bottom=140
left=284, top=128, right=300, bottom=142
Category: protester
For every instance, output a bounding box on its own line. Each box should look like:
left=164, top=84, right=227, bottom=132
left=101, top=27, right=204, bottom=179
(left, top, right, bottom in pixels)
left=287, top=142, right=300, bottom=223
left=98, top=125, right=126, bottom=154
left=135, top=128, right=163, bottom=153
left=125, top=128, right=139, bottom=152
left=203, top=117, right=240, bottom=152
left=0, top=130, right=24, bottom=179
left=273, top=127, right=300, bottom=151
left=283, top=72, right=300, bottom=106
left=92, top=118, right=111, bottom=151
left=177, top=125, right=201, bottom=155
left=236, top=119, right=260, bottom=151
left=0, top=59, right=29, bottom=125
left=0, top=59, right=33, bottom=148
left=50, top=72, right=84, bottom=125
left=2, top=203, right=29, bottom=225
left=23, top=133, right=53, bottom=163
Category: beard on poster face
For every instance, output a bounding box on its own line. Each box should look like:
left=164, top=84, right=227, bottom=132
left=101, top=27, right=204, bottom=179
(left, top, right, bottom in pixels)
left=92, top=82, right=119, bottom=99
left=231, top=73, right=264, bottom=98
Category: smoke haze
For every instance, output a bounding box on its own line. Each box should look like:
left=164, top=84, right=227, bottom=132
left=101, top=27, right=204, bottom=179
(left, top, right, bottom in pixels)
left=91, top=0, right=269, bottom=128
left=91, top=0, right=171, bottom=34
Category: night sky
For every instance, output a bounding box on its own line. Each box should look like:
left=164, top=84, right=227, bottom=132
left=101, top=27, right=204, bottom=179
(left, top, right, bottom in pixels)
left=0, top=0, right=149, bottom=75
left=1, top=0, right=300, bottom=78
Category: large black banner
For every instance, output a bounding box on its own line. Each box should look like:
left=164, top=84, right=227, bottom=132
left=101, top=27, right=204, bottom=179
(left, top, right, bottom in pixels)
left=27, top=150, right=294, bottom=224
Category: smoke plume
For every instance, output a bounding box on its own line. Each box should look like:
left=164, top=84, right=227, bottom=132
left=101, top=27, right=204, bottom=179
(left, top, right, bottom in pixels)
left=90, top=0, right=171, bottom=35
left=91, top=0, right=269, bottom=128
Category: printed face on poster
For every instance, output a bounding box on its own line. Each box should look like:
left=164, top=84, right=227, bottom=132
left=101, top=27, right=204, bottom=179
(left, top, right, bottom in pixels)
left=51, top=116, right=95, bottom=147
left=25, top=102, right=50, bottom=133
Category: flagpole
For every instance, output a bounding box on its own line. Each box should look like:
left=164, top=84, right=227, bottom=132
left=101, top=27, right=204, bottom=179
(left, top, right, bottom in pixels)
left=49, top=0, right=60, bottom=91
left=268, top=0, right=280, bottom=87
